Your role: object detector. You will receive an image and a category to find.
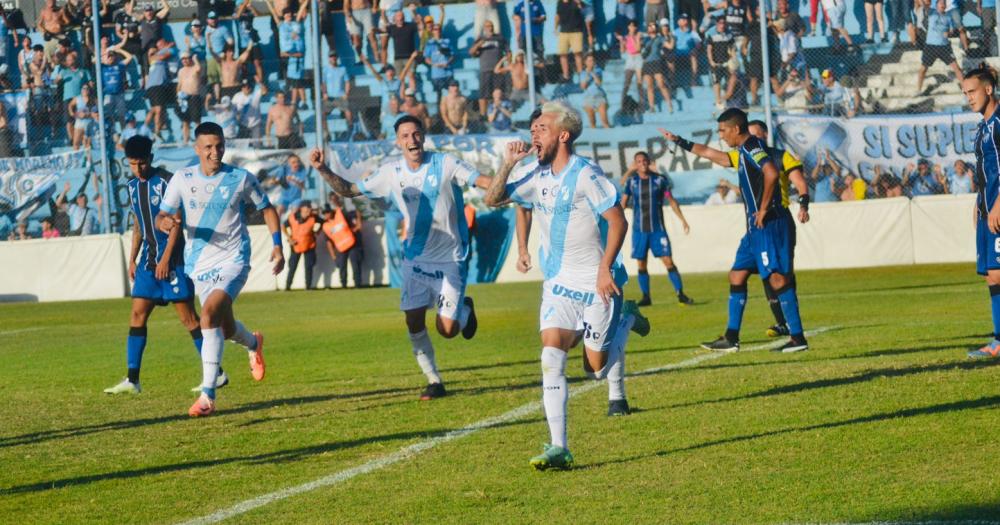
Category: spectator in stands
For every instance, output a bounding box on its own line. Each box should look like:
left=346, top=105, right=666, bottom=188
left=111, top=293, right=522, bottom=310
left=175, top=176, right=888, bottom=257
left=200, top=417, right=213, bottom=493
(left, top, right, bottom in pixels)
left=175, top=52, right=203, bottom=146
left=0, top=6, right=17, bottom=72
left=724, top=66, right=749, bottom=109
left=513, top=0, right=546, bottom=59
left=401, top=87, right=432, bottom=130
left=656, top=19, right=677, bottom=92
left=362, top=52, right=417, bottom=112
left=774, top=0, right=806, bottom=36
left=475, top=0, right=502, bottom=38
left=673, top=14, right=701, bottom=88
left=144, top=39, right=175, bottom=141
left=284, top=200, right=320, bottom=290
left=821, top=0, right=855, bottom=48
left=439, top=80, right=468, bottom=135
left=642, top=20, right=673, bottom=113
left=233, top=79, right=267, bottom=142
left=774, top=63, right=809, bottom=100
left=424, top=22, right=456, bottom=98
left=268, top=0, right=309, bottom=60
left=487, top=88, right=513, bottom=132
left=0, top=99, right=14, bottom=157
left=707, top=16, right=735, bottom=109
left=555, top=0, right=586, bottom=82
left=37, top=0, right=69, bottom=58
left=617, top=21, right=645, bottom=109
left=52, top=51, right=92, bottom=146
left=204, top=11, right=234, bottom=103
left=212, top=41, right=254, bottom=102
left=903, top=159, right=946, bottom=196
left=7, top=222, right=29, bottom=241
left=119, top=111, right=152, bottom=149
left=235, top=0, right=266, bottom=84
left=613, top=0, right=638, bottom=38
left=470, top=20, right=507, bottom=115
left=776, top=18, right=806, bottom=85
left=647, top=0, right=668, bottom=25
left=705, top=179, right=741, bottom=205
left=949, top=159, right=975, bottom=194
left=325, top=193, right=364, bottom=289
left=284, top=26, right=308, bottom=109
left=871, top=164, right=904, bottom=197
left=675, top=0, right=704, bottom=26
left=274, top=154, right=307, bottom=217
left=345, top=0, right=379, bottom=61
left=323, top=52, right=353, bottom=132
left=69, top=84, right=96, bottom=151
left=40, top=217, right=60, bottom=239
left=810, top=149, right=841, bottom=202
left=139, top=1, right=170, bottom=66
left=581, top=52, right=611, bottom=128
left=0, top=64, right=12, bottom=92
left=56, top=182, right=98, bottom=236
left=944, top=0, right=970, bottom=49
left=385, top=10, right=421, bottom=91
left=916, top=0, right=965, bottom=95
left=210, top=95, right=238, bottom=138
left=102, top=44, right=133, bottom=132
left=885, top=0, right=915, bottom=44
left=864, top=0, right=887, bottom=43
left=266, top=91, right=305, bottom=149
left=17, top=37, right=35, bottom=90
left=49, top=38, right=73, bottom=72
left=376, top=0, right=408, bottom=63
left=186, top=19, right=206, bottom=62
left=981, top=0, right=997, bottom=55
left=381, top=95, right=402, bottom=140
left=725, top=0, right=752, bottom=58
left=495, top=50, right=543, bottom=106
left=814, top=69, right=856, bottom=117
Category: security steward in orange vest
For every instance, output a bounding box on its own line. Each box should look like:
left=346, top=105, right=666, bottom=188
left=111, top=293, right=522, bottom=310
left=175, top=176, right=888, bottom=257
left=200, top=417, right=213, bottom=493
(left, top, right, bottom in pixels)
left=284, top=200, right=321, bottom=290
left=323, top=192, right=364, bottom=288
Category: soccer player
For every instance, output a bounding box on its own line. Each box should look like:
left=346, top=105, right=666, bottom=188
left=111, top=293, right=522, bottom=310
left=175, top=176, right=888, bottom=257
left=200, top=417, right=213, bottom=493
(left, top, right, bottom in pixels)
left=104, top=136, right=227, bottom=394
left=308, top=115, right=490, bottom=400
left=156, top=122, right=284, bottom=417
left=747, top=120, right=811, bottom=338
left=620, top=151, right=694, bottom=307
left=963, top=65, right=1000, bottom=358
left=484, top=101, right=645, bottom=470
left=660, top=108, right=808, bottom=353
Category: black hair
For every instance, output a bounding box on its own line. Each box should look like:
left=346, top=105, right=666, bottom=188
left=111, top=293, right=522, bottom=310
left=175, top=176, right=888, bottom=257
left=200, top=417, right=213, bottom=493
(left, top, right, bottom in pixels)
left=41, top=217, right=53, bottom=225
left=394, top=114, right=424, bottom=133
left=528, top=107, right=543, bottom=126
left=748, top=119, right=768, bottom=133
left=717, top=108, right=749, bottom=134
left=966, top=62, right=999, bottom=89
left=634, top=151, right=650, bottom=160
left=124, top=135, right=154, bottom=160
left=194, top=122, right=225, bottom=139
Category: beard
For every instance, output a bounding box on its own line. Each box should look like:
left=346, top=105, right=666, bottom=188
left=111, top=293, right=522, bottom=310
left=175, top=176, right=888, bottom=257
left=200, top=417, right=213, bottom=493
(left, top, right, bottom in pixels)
left=537, top=142, right=557, bottom=165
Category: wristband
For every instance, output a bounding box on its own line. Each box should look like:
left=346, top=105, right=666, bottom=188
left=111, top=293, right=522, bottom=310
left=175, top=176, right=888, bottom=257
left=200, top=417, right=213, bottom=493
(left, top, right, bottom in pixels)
left=272, top=232, right=282, bottom=247
left=798, top=194, right=810, bottom=209
left=675, top=137, right=694, bottom=152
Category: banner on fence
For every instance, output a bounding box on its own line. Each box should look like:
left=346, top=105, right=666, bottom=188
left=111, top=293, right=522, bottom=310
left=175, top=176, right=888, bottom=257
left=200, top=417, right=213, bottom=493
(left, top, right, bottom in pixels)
left=0, top=149, right=88, bottom=220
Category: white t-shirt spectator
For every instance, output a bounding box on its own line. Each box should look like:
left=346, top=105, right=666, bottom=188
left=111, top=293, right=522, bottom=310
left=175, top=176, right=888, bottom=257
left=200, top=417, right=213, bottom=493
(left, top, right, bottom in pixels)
left=705, top=188, right=741, bottom=205
left=232, top=87, right=264, bottom=130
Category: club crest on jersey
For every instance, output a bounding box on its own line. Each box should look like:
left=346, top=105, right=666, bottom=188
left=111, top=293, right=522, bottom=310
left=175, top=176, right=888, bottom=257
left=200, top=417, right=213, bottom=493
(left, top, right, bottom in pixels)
left=552, top=284, right=596, bottom=305
left=150, top=195, right=160, bottom=206
left=219, top=185, right=231, bottom=199
left=206, top=184, right=216, bottom=194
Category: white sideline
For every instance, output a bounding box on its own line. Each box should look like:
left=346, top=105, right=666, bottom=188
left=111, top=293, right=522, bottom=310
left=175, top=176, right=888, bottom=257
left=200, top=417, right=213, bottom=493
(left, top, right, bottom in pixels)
left=177, top=327, right=836, bottom=525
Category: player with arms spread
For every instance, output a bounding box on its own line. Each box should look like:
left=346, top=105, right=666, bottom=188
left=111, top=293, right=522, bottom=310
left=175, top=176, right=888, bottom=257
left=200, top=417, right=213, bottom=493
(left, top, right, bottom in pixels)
left=963, top=65, right=1000, bottom=359
left=309, top=115, right=493, bottom=400
left=660, top=108, right=808, bottom=353
left=156, top=122, right=285, bottom=417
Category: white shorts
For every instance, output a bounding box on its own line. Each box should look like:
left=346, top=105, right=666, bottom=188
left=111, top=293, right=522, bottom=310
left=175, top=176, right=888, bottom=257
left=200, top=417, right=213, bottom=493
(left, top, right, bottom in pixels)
left=826, top=3, right=846, bottom=29
left=191, top=264, right=249, bottom=305
left=399, top=261, right=466, bottom=320
left=539, top=280, right=623, bottom=352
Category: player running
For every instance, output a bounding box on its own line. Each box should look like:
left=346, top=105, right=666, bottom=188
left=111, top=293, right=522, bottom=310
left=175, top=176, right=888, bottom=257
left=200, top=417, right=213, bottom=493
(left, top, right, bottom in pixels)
left=747, top=120, right=811, bottom=339
left=619, top=151, right=694, bottom=307
left=485, top=101, right=646, bottom=470
left=309, top=115, right=492, bottom=400
left=156, top=122, right=284, bottom=417
left=660, top=108, right=808, bottom=353
left=104, top=136, right=227, bottom=394
left=963, top=65, right=1000, bottom=359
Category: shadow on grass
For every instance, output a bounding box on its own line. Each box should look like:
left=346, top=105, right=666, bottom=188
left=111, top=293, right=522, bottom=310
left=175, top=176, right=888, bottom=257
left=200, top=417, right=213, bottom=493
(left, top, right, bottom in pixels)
left=0, top=420, right=533, bottom=496
left=577, top=394, right=1000, bottom=471
left=851, top=501, right=1000, bottom=521
left=803, top=280, right=976, bottom=297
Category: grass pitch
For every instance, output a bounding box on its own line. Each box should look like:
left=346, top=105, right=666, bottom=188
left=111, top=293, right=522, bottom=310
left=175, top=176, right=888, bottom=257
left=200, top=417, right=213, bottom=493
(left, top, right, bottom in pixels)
left=2, top=263, right=1000, bottom=524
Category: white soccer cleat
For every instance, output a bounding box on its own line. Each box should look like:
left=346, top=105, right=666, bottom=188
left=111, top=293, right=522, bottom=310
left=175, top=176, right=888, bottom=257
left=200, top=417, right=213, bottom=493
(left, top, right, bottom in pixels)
left=190, top=370, right=230, bottom=393
left=104, top=378, right=141, bottom=395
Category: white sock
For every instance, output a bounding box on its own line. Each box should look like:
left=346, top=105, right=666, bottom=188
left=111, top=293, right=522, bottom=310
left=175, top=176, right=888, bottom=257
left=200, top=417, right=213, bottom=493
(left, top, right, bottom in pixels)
left=201, top=327, right=224, bottom=398
left=230, top=321, right=258, bottom=352
left=541, top=346, right=568, bottom=449
left=607, top=314, right=633, bottom=401
left=409, top=330, right=442, bottom=384
left=457, top=302, right=471, bottom=330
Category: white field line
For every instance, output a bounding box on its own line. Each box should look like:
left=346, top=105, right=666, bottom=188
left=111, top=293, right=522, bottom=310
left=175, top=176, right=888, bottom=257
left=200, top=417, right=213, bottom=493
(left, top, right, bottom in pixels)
left=0, top=327, right=45, bottom=336
left=176, top=327, right=837, bottom=525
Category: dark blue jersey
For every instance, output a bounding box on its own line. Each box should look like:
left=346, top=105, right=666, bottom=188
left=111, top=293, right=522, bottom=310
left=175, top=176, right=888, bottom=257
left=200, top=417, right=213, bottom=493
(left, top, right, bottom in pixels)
left=623, top=173, right=672, bottom=233
left=128, top=168, right=184, bottom=271
left=727, top=135, right=782, bottom=228
left=976, top=112, right=1000, bottom=220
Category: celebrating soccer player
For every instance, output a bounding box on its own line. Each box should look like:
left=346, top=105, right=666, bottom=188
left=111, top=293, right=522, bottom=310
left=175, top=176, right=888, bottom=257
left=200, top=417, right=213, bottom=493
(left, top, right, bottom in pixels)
left=619, top=151, right=694, bottom=307
left=104, top=136, right=227, bottom=395
left=660, top=108, right=808, bottom=353
left=963, top=64, right=1000, bottom=359
left=309, top=115, right=491, bottom=400
left=484, top=101, right=649, bottom=470
left=156, top=122, right=284, bottom=417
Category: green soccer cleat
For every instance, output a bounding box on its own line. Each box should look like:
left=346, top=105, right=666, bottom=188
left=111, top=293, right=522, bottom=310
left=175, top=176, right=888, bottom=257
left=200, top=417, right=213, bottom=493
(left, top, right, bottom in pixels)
left=623, top=300, right=650, bottom=337
left=766, top=324, right=790, bottom=338
left=529, top=444, right=574, bottom=471
left=103, top=378, right=141, bottom=395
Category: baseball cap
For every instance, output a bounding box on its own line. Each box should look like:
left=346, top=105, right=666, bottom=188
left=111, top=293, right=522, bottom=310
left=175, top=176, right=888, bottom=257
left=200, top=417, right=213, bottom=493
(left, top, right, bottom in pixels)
left=180, top=50, right=191, bottom=58
left=219, top=96, right=232, bottom=106
left=424, top=15, right=434, bottom=23
left=191, top=19, right=202, bottom=26
left=659, top=17, right=670, bottom=26
left=241, top=78, right=252, bottom=88
left=821, top=69, right=833, bottom=79
left=678, top=13, right=690, bottom=19
left=125, top=111, right=136, bottom=122
left=448, top=79, right=459, bottom=88
left=404, top=88, right=416, bottom=96
left=328, top=50, right=337, bottom=57
left=207, top=10, right=217, bottom=19
left=144, top=5, right=153, bottom=11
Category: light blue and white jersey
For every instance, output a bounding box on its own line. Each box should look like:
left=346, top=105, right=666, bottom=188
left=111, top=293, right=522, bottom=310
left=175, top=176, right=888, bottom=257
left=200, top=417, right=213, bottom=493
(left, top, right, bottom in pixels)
left=160, top=163, right=271, bottom=275
left=359, top=151, right=479, bottom=264
left=506, top=155, right=626, bottom=291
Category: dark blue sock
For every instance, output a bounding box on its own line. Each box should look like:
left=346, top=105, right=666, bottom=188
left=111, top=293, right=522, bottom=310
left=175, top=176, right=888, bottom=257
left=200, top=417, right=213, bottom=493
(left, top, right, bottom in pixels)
left=990, top=285, right=1000, bottom=340
left=638, top=271, right=650, bottom=296
left=726, top=284, right=748, bottom=338
left=777, top=286, right=804, bottom=337
left=667, top=267, right=683, bottom=294
left=190, top=327, right=203, bottom=355
left=126, top=326, right=147, bottom=384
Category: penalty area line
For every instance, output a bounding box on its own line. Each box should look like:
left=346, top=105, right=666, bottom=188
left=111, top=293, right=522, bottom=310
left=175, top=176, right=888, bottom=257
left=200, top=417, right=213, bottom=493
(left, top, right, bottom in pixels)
left=176, top=326, right=835, bottom=525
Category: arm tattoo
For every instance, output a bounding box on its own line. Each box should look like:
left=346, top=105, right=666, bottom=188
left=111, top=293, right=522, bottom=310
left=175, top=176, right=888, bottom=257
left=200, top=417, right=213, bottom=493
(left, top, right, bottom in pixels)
left=317, top=164, right=361, bottom=198
left=484, top=161, right=516, bottom=206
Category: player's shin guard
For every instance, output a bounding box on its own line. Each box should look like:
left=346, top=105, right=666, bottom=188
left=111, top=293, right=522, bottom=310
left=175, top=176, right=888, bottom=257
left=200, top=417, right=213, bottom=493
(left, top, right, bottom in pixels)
left=990, top=285, right=1000, bottom=341
left=762, top=279, right=787, bottom=325
left=726, top=284, right=748, bottom=342
left=775, top=284, right=804, bottom=337
left=637, top=270, right=651, bottom=296
left=126, top=326, right=148, bottom=384
left=541, top=346, right=568, bottom=449
left=200, top=327, right=224, bottom=399
left=230, top=321, right=258, bottom=352
left=667, top=267, right=684, bottom=294
left=409, top=330, right=442, bottom=384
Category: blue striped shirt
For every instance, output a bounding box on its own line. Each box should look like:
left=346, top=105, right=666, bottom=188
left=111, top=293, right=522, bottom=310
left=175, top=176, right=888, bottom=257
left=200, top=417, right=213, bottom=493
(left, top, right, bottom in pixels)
left=976, top=112, right=1000, bottom=220
left=623, top=173, right=672, bottom=233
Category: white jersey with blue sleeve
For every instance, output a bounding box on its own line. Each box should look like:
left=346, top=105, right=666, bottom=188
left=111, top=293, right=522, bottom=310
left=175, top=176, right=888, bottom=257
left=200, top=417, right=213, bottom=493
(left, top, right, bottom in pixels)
left=506, top=154, right=626, bottom=291
left=359, top=151, right=480, bottom=264
left=160, top=163, right=271, bottom=276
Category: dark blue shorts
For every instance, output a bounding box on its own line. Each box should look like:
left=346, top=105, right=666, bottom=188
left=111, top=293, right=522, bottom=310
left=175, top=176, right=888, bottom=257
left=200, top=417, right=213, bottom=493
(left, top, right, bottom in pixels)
left=732, top=214, right=793, bottom=279
left=132, top=267, right=195, bottom=305
left=631, top=229, right=672, bottom=259
left=977, top=218, right=1000, bottom=276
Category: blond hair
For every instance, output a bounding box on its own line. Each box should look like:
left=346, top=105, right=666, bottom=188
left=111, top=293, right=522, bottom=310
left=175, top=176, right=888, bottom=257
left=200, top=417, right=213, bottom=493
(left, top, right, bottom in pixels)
left=540, top=100, right=583, bottom=142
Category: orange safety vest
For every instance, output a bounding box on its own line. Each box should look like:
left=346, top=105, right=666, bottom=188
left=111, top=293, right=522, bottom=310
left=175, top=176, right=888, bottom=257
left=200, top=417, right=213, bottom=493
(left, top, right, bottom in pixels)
left=322, top=208, right=356, bottom=253
left=464, top=204, right=476, bottom=231
left=288, top=212, right=318, bottom=254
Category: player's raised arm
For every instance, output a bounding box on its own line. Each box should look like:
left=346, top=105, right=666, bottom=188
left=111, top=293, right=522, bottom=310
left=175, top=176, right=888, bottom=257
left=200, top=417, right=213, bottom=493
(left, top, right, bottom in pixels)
left=484, top=141, right=533, bottom=206
left=658, top=128, right=733, bottom=168
left=309, top=147, right=361, bottom=198
left=597, top=204, right=626, bottom=304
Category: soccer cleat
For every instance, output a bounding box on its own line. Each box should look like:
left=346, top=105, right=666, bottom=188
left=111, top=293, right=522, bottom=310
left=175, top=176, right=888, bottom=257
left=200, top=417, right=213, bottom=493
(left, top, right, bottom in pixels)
left=701, top=336, right=740, bottom=353
left=529, top=444, right=574, bottom=471
left=622, top=300, right=650, bottom=337
left=677, top=293, right=695, bottom=306
left=249, top=332, right=265, bottom=381
left=968, top=340, right=1000, bottom=359
left=103, top=378, right=141, bottom=395
left=775, top=336, right=809, bottom=353
left=188, top=393, right=216, bottom=417
left=607, top=399, right=631, bottom=416
left=637, top=294, right=652, bottom=307
left=461, top=297, right=478, bottom=340
left=190, top=370, right=230, bottom=393
left=419, top=382, right=447, bottom=400
left=766, top=324, right=791, bottom=338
